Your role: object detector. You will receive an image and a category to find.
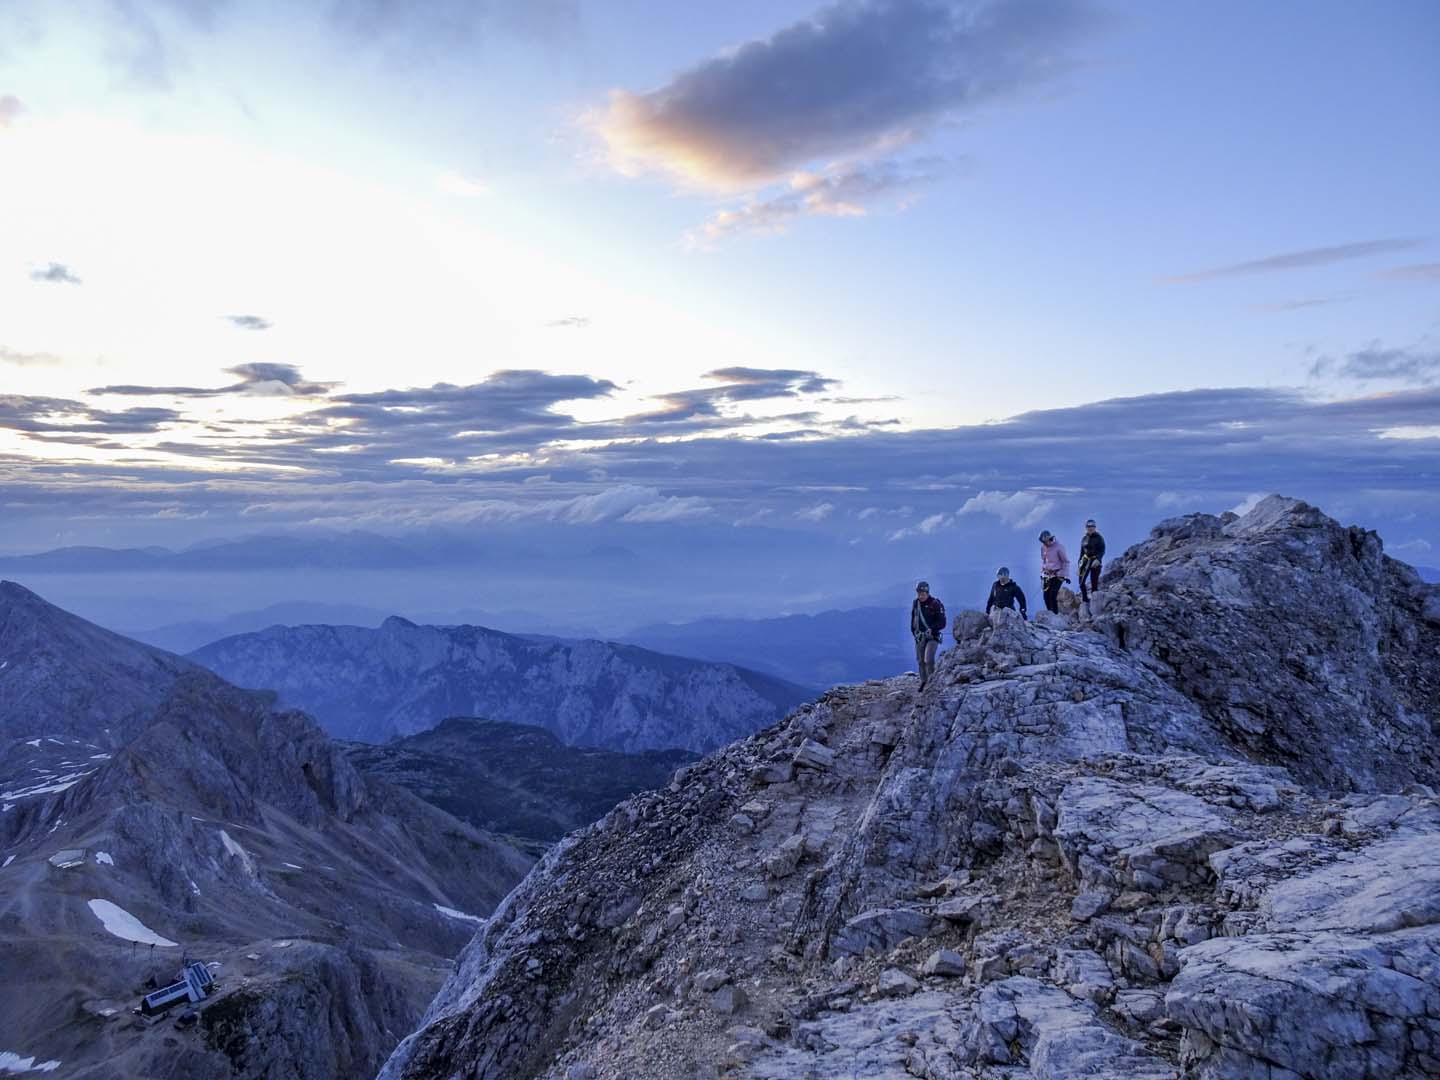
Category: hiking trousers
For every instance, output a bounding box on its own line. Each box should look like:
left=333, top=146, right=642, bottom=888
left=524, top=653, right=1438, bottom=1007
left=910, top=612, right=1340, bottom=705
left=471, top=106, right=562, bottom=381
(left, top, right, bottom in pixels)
left=915, top=636, right=938, bottom=684
left=1043, top=575, right=1064, bottom=613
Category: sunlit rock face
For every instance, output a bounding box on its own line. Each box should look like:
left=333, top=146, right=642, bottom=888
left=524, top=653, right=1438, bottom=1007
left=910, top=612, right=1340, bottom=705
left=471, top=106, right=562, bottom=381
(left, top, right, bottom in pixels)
left=379, top=497, right=1440, bottom=1080
left=190, top=618, right=812, bottom=751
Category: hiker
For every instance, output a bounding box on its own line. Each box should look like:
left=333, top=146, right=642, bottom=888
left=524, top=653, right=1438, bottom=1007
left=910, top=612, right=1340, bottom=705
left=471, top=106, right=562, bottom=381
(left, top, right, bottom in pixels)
left=1038, top=529, right=1071, bottom=613
left=1078, top=518, right=1106, bottom=602
left=910, top=581, right=945, bottom=689
left=985, top=566, right=1028, bottom=620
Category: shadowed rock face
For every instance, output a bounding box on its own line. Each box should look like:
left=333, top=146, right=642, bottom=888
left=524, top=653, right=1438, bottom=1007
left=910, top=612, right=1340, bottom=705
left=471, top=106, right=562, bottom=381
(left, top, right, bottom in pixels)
left=0, top=579, right=200, bottom=746
left=1093, top=495, right=1440, bottom=792
left=0, top=584, right=534, bottom=1080
left=344, top=717, right=698, bottom=845
left=379, top=497, right=1440, bottom=1080
left=190, top=619, right=813, bottom=751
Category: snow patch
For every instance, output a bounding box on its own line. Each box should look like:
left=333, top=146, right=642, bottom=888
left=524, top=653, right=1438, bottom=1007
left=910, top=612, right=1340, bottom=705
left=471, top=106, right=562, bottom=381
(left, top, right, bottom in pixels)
left=0, top=1051, right=62, bottom=1073
left=2, top=856, right=14, bottom=869
left=94, top=852, right=114, bottom=866
left=24, top=740, right=40, bottom=748
left=283, top=862, right=303, bottom=869
left=1, top=770, right=93, bottom=800
left=219, top=829, right=256, bottom=875
left=86, top=899, right=177, bottom=947
left=47, top=850, right=85, bottom=869
left=434, top=903, right=485, bottom=925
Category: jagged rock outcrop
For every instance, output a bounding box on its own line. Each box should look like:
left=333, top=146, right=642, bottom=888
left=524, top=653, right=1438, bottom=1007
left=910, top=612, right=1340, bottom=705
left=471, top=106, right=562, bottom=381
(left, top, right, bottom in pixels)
left=190, top=618, right=812, bottom=750
left=0, top=583, right=534, bottom=1080
left=379, top=497, right=1440, bottom=1080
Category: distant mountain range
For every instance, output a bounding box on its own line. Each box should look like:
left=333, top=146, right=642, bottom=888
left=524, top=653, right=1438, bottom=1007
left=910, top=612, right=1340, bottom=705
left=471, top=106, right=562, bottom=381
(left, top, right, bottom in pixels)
left=0, top=580, right=533, bottom=1080
left=625, top=605, right=912, bottom=687
left=190, top=617, right=813, bottom=750
left=344, top=718, right=697, bottom=849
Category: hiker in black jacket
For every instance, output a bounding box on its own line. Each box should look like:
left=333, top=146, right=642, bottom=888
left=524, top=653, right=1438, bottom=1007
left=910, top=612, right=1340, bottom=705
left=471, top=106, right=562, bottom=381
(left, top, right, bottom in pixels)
left=910, top=581, right=945, bottom=689
left=1078, top=519, right=1106, bottom=602
left=985, top=567, right=1028, bottom=620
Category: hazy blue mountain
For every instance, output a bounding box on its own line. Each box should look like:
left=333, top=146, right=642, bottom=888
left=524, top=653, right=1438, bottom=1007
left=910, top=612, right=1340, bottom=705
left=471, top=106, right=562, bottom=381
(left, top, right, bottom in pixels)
left=126, top=601, right=395, bottom=654
left=625, top=605, right=914, bottom=687
left=190, top=617, right=813, bottom=750
left=344, top=717, right=697, bottom=848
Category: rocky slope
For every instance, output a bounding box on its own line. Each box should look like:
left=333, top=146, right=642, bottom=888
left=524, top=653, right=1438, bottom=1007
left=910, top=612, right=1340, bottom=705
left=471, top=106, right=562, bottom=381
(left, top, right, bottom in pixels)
left=344, top=718, right=698, bottom=848
left=190, top=618, right=812, bottom=750
left=379, top=496, right=1440, bottom=1080
left=0, top=582, right=533, bottom=1079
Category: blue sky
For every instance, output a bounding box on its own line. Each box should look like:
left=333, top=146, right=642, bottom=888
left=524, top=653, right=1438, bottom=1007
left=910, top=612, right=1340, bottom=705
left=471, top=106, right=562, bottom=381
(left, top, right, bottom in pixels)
left=1, top=0, right=1437, bottom=588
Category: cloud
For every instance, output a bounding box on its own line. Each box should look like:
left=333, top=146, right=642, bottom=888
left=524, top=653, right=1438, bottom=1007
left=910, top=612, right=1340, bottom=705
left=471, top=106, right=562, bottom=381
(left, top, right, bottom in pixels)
left=958, top=489, right=1054, bottom=529
left=690, top=157, right=943, bottom=243
left=0, top=346, right=63, bottom=367
left=226, top=314, right=272, bottom=331
left=1250, top=296, right=1347, bottom=313
left=1166, top=238, right=1424, bottom=283
left=90, top=362, right=335, bottom=397
left=1229, top=492, right=1266, bottom=516
left=328, top=0, right=580, bottom=50
left=1310, top=344, right=1440, bottom=385
left=0, top=94, right=22, bottom=128
left=1377, top=263, right=1440, bottom=283
left=591, top=0, right=1097, bottom=190
left=633, top=367, right=839, bottom=425
left=0, top=394, right=179, bottom=435
left=29, top=262, right=82, bottom=285
left=546, top=316, right=592, bottom=328
left=621, top=496, right=714, bottom=523
left=1389, top=538, right=1432, bottom=558
left=437, top=169, right=490, bottom=197
left=795, top=502, right=835, bottom=522
left=887, top=510, right=951, bottom=541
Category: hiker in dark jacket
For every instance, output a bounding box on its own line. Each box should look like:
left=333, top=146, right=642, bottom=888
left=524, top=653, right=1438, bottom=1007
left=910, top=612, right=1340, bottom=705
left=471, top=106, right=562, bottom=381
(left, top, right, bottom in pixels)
left=1078, top=518, right=1106, bottom=602
left=910, top=581, right=945, bottom=690
left=985, top=567, right=1028, bottom=620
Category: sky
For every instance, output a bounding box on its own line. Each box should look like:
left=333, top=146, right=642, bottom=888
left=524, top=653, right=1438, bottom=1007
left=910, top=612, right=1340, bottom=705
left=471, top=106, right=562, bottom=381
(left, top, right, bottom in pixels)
left=1, top=0, right=1438, bottom=625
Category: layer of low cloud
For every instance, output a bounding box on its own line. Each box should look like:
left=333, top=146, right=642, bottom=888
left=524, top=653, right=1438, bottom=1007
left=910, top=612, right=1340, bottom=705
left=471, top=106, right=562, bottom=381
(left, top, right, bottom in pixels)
left=29, top=262, right=82, bottom=285
left=546, top=316, right=592, bottom=328
left=3, top=373, right=1437, bottom=567
left=1167, top=238, right=1424, bottom=283
left=226, top=314, right=272, bottom=331
left=593, top=0, right=1097, bottom=190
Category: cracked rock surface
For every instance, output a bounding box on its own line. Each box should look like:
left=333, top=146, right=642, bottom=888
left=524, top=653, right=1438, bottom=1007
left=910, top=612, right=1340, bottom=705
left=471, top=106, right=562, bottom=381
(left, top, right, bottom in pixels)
left=381, top=496, right=1440, bottom=1080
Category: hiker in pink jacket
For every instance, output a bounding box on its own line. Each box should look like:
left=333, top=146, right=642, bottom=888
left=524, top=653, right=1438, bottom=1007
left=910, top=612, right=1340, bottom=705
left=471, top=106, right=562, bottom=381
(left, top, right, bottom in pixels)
left=1038, top=529, right=1071, bottom=614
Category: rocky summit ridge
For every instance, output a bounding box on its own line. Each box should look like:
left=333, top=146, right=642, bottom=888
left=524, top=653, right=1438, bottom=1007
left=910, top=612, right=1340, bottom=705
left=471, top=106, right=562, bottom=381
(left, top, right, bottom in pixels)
left=380, top=496, right=1440, bottom=1080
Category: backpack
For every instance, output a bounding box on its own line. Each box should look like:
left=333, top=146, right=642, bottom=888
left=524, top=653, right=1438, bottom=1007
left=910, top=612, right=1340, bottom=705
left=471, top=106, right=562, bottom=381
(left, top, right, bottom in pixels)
left=927, top=597, right=945, bottom=636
